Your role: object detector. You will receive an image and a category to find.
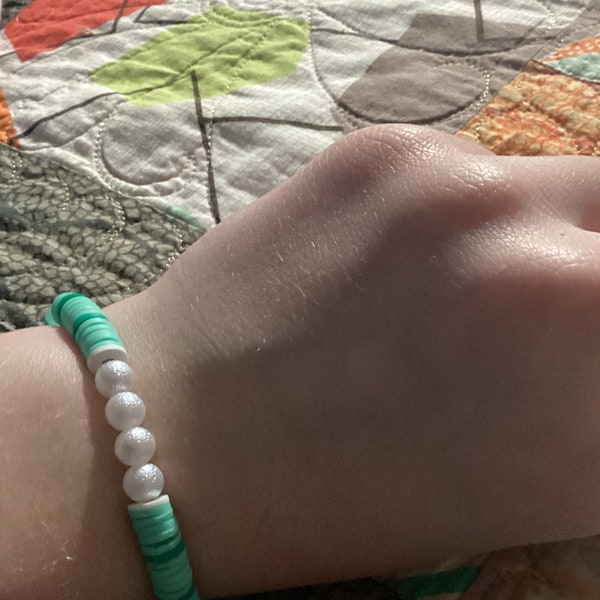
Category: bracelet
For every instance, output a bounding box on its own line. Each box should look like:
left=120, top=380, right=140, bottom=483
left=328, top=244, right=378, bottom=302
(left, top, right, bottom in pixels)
left=46, top=292, right=200, bottom=600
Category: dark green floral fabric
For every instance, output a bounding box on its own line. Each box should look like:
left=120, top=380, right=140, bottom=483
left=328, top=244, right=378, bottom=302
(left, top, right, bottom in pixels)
left=0, top=143, right=201, bottom=331
left=1, top=0, right=31, bottom=28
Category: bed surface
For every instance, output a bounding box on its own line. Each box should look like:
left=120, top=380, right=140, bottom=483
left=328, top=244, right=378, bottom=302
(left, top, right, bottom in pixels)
left=3, top=1, right=600, bottom=598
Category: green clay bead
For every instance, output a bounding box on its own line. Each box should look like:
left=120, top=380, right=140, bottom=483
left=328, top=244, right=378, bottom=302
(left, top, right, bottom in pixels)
left=79, top=323, right=124, bottom=359
left=129, top=496, right=199, bottom=600
left=74, top=316, right=115, bottom=348
left=48, top=292, right=82, bottom=326
left=44, top=310, right=59, bottom=327
left=71, top=310, right=109, bottom=338
left=142, top=533, right=183, bottom=558
left=60, top=296, right=102, bottom=335
left=73, top=314, right=110, bottom=344
left=49, top=294, right=126, bottom=366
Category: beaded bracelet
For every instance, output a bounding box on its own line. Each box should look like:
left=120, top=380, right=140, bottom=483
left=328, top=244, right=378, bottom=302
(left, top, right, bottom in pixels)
left=46, top=292, right=200, bottom=600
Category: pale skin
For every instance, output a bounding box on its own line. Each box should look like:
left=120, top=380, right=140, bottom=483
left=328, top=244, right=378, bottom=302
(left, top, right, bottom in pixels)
left=3, top=125, right=600, bottom=598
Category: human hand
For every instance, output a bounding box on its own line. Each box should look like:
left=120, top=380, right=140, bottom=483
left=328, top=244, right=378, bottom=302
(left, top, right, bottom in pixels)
left=108, top=124, right=600, bottom=593
left=5, top=125, right=600, bottom=598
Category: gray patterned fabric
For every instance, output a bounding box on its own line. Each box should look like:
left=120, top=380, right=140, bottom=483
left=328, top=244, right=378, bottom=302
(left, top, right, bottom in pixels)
left=0, top=143, right=201, bottom=331
left=334, top=12, right=569, bottom=133
left=1, top=0, right=31, bottom=28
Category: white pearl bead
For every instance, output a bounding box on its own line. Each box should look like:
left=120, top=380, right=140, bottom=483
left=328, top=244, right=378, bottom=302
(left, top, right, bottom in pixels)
left=105, top=392, right=146, bottom=430
left=95, top=360, right=133, bottom=398
left=123, top=464, right=164, bottom=503
left=115, top=427, right=156, bottom=467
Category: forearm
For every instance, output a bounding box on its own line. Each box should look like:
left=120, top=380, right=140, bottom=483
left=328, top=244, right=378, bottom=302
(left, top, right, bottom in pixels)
left=0, top=296, right=381, bottom=598
left=0, top=288, right=445, bottom=598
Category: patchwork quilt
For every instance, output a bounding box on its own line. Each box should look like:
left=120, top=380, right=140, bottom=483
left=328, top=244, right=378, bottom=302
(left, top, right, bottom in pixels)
left=3, top=1, right=600, bottom=599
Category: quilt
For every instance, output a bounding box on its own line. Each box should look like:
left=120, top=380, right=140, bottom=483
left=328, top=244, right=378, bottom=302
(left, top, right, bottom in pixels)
left=3, top=1, right=600, bottom=599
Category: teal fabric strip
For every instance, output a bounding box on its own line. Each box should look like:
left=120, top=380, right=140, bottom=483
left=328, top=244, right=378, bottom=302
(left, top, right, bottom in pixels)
left=547, top=53, right=600, bottom=83
left=383, top=566, right=481, bottom=599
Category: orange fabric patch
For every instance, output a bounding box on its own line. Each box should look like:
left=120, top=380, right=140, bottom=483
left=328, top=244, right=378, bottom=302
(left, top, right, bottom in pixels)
left=458, top=61, right=600, bottom=156
left=0, top=88, right=20, bottom=148
left=544, top=34, right=600, bottom=61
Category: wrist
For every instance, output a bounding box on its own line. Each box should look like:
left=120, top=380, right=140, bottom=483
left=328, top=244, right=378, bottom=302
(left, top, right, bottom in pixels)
left=0, top=324, right=152, bottom=598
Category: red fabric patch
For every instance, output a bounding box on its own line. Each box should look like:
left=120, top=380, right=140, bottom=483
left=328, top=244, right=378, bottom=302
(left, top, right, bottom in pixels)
left=6, top=0, right=168, bottom=62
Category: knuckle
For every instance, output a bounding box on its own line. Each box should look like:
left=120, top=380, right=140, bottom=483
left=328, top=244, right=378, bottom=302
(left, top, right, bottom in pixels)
left=336, top=124, right=449, bottom=173
left=303, top=124, right=522, bottom=237
left=445, top=159, right=517, bottom=209
left=325, top=124, right=514, bottom=210
left=304, top=125, right=462, bottom=206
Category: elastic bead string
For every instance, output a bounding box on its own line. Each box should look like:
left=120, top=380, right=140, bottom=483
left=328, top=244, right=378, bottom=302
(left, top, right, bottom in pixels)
left=46, top=293, right=200, bottom=600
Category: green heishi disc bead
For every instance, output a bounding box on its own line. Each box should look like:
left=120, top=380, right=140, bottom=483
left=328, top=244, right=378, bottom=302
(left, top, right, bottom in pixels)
left=71, top=311, right=109, bottom=339
left=85, top=335, right=126, bottom=360
left=137, top=522, right=180, bottom=543
left=44, top=310, right=59, bottom=327
left=78, top=323, right=124, bottom=359
left=135, top=505, right=175, bottom=536
left=77, top=324, right=115, bottom=357
left=74, top=315, right=113, bottom=347
left=143, top=539, right=186, bottom=564
left=142, top=533, right=183, bottom=557
left=60, top=296, right=103, bottom=335
left=48, top=292, right=82, bottom=326
left=130, top=502, right=174, bottom=523
left=129, top=497, right=199, bottom=600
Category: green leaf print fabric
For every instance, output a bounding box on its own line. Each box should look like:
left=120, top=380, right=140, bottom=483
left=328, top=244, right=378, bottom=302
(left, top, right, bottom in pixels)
left=91, top=5, right=310, bottom=107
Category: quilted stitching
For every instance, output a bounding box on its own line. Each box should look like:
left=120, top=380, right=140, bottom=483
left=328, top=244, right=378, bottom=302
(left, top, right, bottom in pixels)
left=0, top=142, right=201, bottom=331
left=90, top=6, right=310, bottom=107
left=0, top=0, right=588, bottom=231
left=0, top=2, right=599, bottom=600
